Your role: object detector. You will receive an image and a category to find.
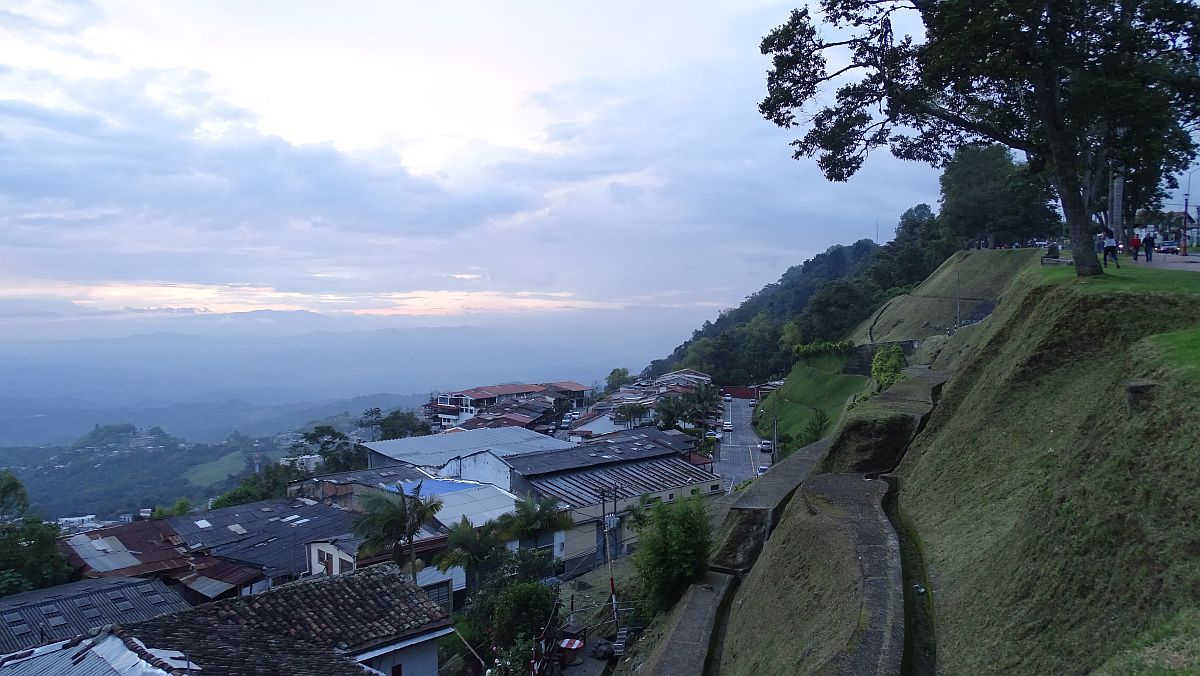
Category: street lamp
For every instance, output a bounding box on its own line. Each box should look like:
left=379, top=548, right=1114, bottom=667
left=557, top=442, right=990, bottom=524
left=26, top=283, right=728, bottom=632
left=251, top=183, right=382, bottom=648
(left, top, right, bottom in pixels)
left=1182, top=167, right=1200, bottom=256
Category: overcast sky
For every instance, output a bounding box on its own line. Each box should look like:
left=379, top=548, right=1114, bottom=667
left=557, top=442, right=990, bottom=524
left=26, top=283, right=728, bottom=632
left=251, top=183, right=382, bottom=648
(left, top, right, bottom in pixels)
left=0, top=0, right=943, bottom=341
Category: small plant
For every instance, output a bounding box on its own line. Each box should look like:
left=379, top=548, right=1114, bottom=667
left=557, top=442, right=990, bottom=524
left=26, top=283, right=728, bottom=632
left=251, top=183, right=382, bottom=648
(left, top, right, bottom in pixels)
left=793, top=340, right=856, bottom=359
left=796, top=410, right=831, bottom=447
left=871, top=344, right=905, bottom=390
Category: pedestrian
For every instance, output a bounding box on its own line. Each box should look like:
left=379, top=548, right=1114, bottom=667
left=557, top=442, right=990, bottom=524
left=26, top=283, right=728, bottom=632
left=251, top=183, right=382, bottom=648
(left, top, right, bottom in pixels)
left=1102, top=227, right=1120, bottom=268
left=1131, top=233, right=1142, bottom=261
left=1143, top=232, right=1155, bottom=263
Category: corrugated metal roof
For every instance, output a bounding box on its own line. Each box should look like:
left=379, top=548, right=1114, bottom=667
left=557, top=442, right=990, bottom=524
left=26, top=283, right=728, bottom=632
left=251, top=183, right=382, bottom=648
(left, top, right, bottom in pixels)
left=59, top=520, right=189, bottom=577
left=506, top=434, right=677, bottom=477
left=365, top=426, right=574, bottom=467
left=530, top=456, right=722, bottom=509
left=0, top=578, right=189, bottom=653
left=0, top=633, right=167, bottom=676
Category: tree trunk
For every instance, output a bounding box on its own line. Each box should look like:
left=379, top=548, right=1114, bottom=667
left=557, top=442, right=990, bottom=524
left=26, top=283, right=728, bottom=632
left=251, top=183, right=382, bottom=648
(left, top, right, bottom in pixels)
left=1039, top=106, right=1103, bottom=276
left=408, top=537, right=418, bottom=578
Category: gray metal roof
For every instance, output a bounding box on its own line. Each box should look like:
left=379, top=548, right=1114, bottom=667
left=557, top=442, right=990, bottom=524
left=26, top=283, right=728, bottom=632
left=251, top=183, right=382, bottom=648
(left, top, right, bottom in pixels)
left=0, top=577, right=189, bottom=653
left=506, top=435, right=678, bottom=477
left=299, top=464, right=430, bottom=486
left=0, top=633, right=168, bottom=676
left=364, top=426, right=574, bottom=467
left=168, top=499, right=358, bottom=579
left=529, top=456, right=721, bottom=509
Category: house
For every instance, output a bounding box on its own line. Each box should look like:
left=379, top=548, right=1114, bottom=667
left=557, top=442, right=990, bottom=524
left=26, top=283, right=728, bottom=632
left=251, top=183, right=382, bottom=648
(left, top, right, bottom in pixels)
left=0, top=577, right=190, bottom=654
left=541, top=381, right=594, bottom=409
left=279, top=454, right=323, bottom=472
left=164, top=498, right=359, bottom=593
left=364, top=425, right=575, bottom=472
left=141, top=564, right=451, bottom=675
left=59, top=498, right=362, bottom=602
left=452, top=394, right=559, bottom=434
left=288, top=464, right=434, bottom=511
left=501, top=430, right=724, bottom=575
left=300, top=474, right=521, bottom=611
left=0, top=565, right=450, bottom=676
left=432, top=383, right=549, bottom=427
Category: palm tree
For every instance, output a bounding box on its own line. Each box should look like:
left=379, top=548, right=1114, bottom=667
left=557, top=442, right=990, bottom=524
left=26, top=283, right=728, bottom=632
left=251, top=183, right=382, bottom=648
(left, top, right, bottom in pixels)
left=497, top=494, right=574, bottom=549
left=654, top=395, right=685, bottom=430
left=433, top=516, right=505, bottom=592
left=354, top=483, right=442, bottom=576
left=615, top=403, right=648, bottom=429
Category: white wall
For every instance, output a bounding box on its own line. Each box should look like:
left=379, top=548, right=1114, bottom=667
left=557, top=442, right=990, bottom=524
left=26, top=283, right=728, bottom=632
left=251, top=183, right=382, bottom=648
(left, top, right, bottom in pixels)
left=440, top=451, right=512, bottom=491
left=361, top=636, right=441, bottom=676
left=415, top=564, right=466, bottom=593
left=307, top=541, right=357, bottom=576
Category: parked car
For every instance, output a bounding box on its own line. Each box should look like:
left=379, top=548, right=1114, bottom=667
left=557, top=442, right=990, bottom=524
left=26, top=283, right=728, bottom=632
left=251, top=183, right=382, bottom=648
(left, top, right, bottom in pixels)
left=722, top=421, right=734, bottom=432
left=705, top=430, right=720, bottom=441
left=1159, top=241, right=1181, bottom=254
left=748, top=400, right=757, bottom=408
left=723, top=394, right=732, bottom=401
left=758, top=440, right=773, bottom=451
left=757, top=465, right=770, bottom=476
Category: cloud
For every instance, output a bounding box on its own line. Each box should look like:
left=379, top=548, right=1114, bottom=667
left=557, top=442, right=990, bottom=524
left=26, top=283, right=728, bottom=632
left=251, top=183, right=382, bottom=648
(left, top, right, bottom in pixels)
left=0, top=1, right=943, bottom=344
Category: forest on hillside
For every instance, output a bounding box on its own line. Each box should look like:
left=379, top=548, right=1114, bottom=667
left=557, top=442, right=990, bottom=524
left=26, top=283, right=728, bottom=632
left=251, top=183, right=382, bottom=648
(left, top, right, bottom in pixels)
left=644, top=144, right=1061, bottom=384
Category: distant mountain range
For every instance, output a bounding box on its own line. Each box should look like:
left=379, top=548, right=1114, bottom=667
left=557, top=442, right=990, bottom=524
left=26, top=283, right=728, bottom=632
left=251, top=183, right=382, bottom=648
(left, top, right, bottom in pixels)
left=0, top=320, right=687, bottom=445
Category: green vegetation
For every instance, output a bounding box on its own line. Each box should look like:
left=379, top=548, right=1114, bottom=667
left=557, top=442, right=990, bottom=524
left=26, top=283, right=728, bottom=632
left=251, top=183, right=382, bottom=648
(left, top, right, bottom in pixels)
left=632, top=496, right=712, bottom=613
left=753, top=355, right=867, bottom=457
left=210, top=463, right=305, bottom=509
left=1093, top=607, right=1200, bottom=675
left=377, top=410, right=431, bottom=441
left=442, top=548, right=559, bottom=669
left=150, top=497, right=192, bottom=518
left=433, top=516, right=505, bottom=592
left=791, top=339, right=854, bottom=359
left=893, top=262, right=1200, bottom=673
left=759, top=1, right=1200, bottom=277
left=353, top=483, right=443, bottom=573
left=184, top=448, right=250, bottom=486
left=72, top=423, right=136, bottom=449
left=290, top=425, right=365, bottom=473
left=870, top=344, right=904, bottom=390
left=606, top=367, right=636, bottom=393
left=496, top=494, right=575, bottom=548
left=0, top=474, right=70, bottom=598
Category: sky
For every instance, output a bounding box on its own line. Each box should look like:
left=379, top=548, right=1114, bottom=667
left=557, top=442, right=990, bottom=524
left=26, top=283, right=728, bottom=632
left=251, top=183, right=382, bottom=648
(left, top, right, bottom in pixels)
left=0, top=0, right=944, bottom=343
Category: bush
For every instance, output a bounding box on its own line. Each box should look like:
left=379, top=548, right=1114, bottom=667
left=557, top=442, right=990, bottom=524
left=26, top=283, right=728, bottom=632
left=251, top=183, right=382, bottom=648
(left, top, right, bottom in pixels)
left=491, top=582, right=557, bottom=647
left=633, top=497, right=712, bottom=613
left=870, top=344, right=905, bottom=390
left=793, top=340, right=856, bottom=359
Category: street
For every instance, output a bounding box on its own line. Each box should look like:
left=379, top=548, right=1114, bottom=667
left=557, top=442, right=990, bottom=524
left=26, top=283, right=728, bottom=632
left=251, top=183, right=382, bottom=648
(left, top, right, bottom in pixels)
left=711, top=398, right=774, bottom=489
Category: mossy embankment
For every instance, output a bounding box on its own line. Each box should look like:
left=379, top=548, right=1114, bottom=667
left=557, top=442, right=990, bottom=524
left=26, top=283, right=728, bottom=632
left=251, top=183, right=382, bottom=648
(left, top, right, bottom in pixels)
left=895, top=263, right=1200, bottom=674
left=850, top=249, right=1038, bottom=344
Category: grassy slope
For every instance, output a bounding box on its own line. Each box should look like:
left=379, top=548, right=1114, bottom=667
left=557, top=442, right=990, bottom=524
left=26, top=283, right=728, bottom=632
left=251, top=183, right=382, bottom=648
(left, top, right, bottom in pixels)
left=897, top=263, right=1200, bottom=674
left=849, top=249, right=1041, bottom=344
left=753, top=354, right=867, bottom=453
left=719, top=492, right=859, bottom=676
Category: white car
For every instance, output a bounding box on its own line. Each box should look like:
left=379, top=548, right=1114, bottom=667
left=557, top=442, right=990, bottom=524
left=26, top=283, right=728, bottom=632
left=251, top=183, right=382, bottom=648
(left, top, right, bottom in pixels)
left=758, top=440, right=773, bottom=451
left=723, top=394, right=732, bottom=401
left=722, top=422, right=734, bottom=432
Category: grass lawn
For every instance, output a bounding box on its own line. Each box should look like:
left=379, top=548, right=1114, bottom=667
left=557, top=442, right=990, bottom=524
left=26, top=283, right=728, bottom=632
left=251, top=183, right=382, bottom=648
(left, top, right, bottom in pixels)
left=754, top=355, right=867, bottom=452
left=184, top=448, right=250, bottom=486
left=1039, top=261, right=1200, bottom=295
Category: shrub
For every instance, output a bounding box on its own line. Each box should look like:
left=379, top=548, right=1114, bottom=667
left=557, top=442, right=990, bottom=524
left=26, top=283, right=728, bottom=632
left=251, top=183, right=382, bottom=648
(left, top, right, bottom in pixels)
left=793, top=340, right=856, bottom=359
left=633, top=497, right=712, bottom=613
left=870, top=344, right=905, bottom=390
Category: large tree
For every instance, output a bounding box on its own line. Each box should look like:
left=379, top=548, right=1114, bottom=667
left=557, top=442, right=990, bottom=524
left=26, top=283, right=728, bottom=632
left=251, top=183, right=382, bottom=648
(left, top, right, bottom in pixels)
left=496, top=494, right=574, bottom=549
left=760, top=1, right=1200, bottom=276
left=433, top=517, right=506, bottom=592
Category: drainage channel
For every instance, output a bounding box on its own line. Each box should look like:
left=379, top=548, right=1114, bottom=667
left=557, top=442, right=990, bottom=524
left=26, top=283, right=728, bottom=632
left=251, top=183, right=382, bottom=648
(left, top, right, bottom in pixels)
left=882, top=476, right=936, bottom=675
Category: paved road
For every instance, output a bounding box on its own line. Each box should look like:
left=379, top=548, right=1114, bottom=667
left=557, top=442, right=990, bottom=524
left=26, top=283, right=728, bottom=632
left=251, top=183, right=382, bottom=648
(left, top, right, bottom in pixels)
left=711, top=398, right=774, bottom=489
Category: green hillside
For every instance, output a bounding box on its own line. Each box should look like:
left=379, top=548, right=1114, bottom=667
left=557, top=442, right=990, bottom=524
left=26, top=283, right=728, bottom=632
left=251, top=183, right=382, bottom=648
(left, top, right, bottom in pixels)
left=751, top=354, right=867, bottom=456
left=896, top=262, right=1200, bottom=673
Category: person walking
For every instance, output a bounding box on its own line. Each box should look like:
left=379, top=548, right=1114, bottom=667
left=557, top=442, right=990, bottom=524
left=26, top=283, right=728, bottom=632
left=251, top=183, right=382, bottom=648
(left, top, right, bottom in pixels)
left=1131, top=233, right=1142, bottom=261
left=1143, top=232, right=1155, bottom=263
left=1102, top=227, right=1121, bottom=268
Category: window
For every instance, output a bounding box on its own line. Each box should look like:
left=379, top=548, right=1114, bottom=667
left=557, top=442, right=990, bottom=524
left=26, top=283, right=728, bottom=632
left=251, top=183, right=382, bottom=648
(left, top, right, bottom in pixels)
left=423, top=581, right=452, bottom=612
left=667, top=493, right=674, bottom=501
left=690, top=487, right=700, bottom=495
left=711, top=484, right=720, bottom=491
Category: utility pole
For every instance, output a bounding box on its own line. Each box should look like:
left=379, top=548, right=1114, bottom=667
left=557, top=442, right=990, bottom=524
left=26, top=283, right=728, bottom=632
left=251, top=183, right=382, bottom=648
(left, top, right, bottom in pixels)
left=772, top=415, right=777, bottom=465
left=955, top=270, right=961, bottom=329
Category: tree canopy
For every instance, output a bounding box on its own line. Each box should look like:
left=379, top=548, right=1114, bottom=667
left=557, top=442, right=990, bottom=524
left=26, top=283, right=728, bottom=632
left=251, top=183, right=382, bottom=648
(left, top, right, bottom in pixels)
left=760, top=0, right=1200, bottom=276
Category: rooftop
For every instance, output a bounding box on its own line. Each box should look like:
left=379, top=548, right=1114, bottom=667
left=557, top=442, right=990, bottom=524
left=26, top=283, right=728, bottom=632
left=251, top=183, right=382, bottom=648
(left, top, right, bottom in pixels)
left=0, top=577, right=189, bottom=653
left=145, top=563, right=450, bottom=657
left=297, top=464, right=431, bottom=488
left=168, top=499, right=358, bottom=579
left=530, top=456, right=722, bottom=509
left=506, top=432, right=680, bottom=477
left=365, top=426, right=574, bottom=467
left=60, top=519, right=191, bottom=578
left=382, top=478, right=519, bottom=528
